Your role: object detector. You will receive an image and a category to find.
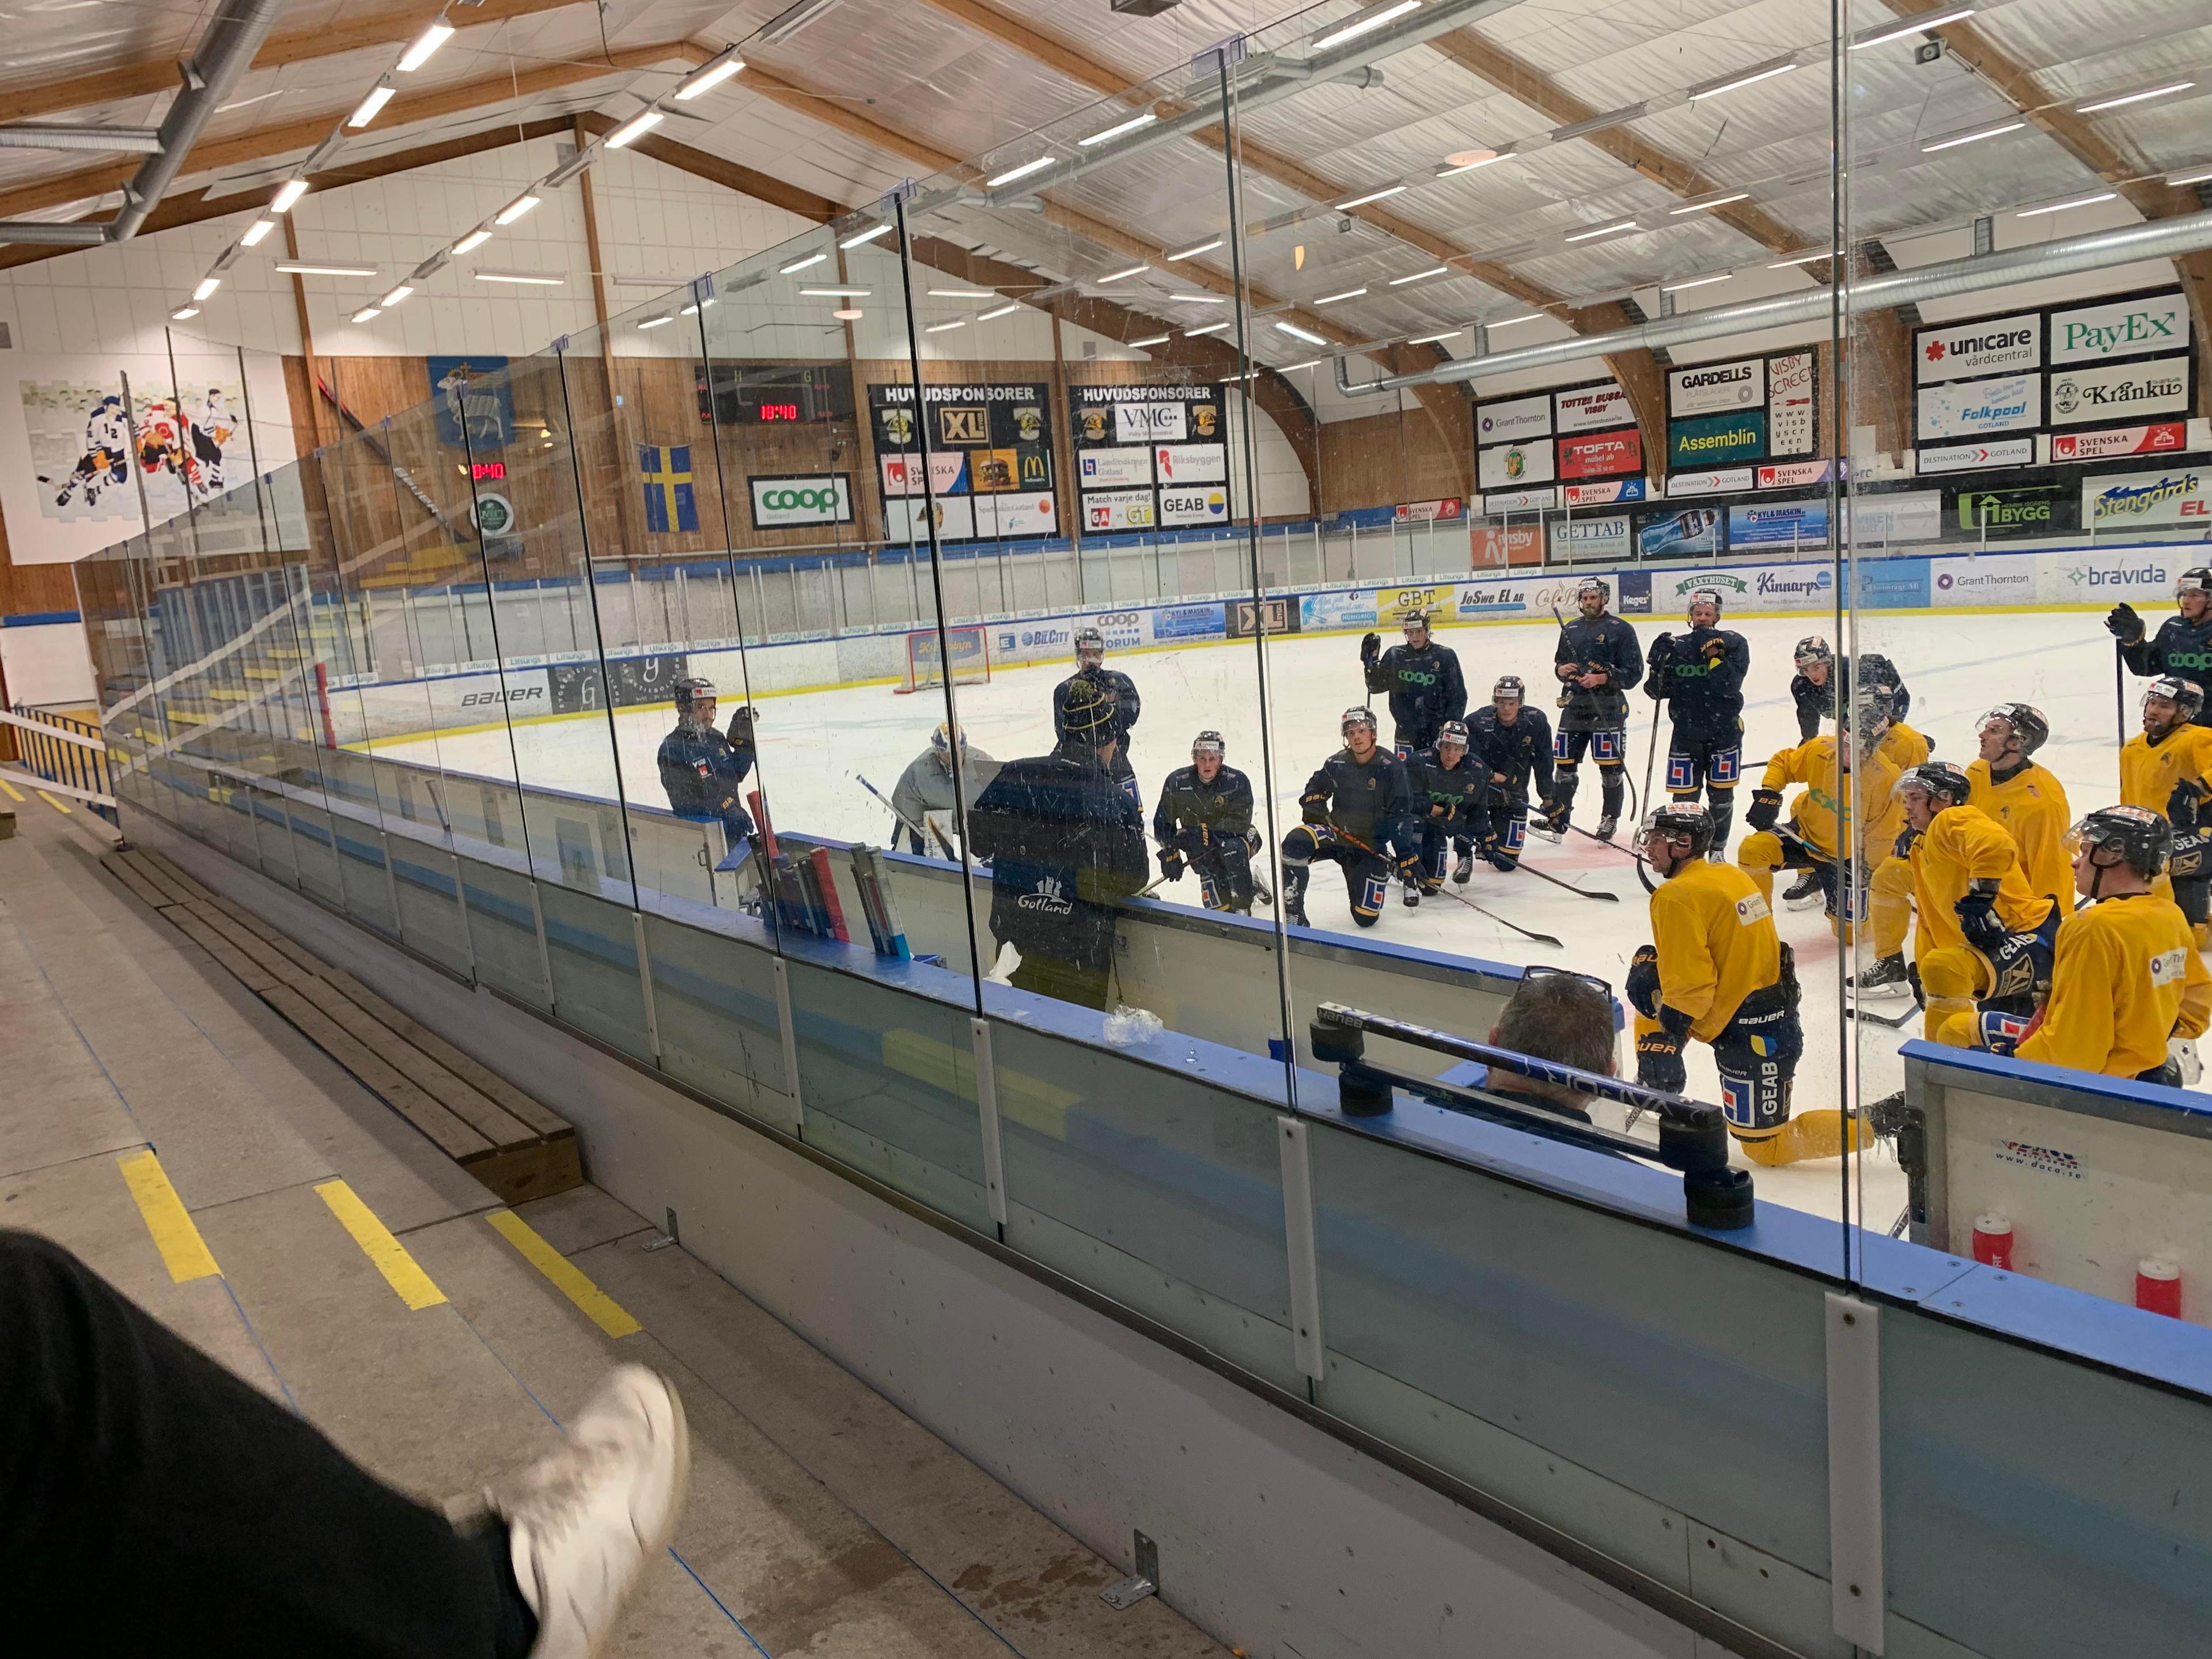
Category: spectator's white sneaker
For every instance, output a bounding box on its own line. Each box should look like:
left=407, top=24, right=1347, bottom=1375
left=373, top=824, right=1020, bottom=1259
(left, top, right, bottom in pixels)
left=503, top=1365, right=690, bottom=1659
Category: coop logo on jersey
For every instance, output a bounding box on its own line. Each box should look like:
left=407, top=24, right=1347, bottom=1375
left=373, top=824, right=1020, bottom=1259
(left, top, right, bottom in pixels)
left=1996, top=1139, right=2082, bottom=1180
left=1915, top=313, right=2040, bottom=384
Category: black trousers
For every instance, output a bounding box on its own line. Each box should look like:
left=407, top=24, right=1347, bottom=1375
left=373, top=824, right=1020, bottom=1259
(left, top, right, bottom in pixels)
left=1, top=1230, right=529, bottom=1658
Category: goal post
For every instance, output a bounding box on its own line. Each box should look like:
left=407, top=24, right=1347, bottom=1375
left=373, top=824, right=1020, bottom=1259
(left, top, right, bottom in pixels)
left=897, top=624, right=991, bottom=694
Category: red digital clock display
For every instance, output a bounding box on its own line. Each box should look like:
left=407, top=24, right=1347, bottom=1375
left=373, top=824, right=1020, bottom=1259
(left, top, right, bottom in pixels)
left=758, top=403, right=800, bottom=422
left=471, top=461, right=507, bottom=482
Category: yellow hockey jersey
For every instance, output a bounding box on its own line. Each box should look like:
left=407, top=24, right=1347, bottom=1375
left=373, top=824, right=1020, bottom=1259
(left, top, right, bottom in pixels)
left=1965, top=759, right=2073, bottom=904
left=1908, top=804, right=2053, bottom=963
left=2017, top=892, right=2212, bottom=1078
left=1759, top=734, right=1903, bottom=863
left=1880, top=721, right=1932, bottom=772
left=1650, top=858, right=1783, bottom=1043
left=2119, top=725, right=2212, bottom=819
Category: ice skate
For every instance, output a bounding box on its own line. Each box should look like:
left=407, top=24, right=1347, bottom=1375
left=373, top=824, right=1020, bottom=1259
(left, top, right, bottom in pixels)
left=1594, top=813, right=1619, bottom=842
left=1783, top=869, right=1822, bottom=908
left=1848, top=953, right=1912, bottom=1000
left=1452, top=850, right=1474, bottom=885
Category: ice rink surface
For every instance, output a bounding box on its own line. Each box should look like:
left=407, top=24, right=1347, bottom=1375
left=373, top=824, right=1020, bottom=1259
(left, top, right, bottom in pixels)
left=376, top=605, right=2156, bottom=1229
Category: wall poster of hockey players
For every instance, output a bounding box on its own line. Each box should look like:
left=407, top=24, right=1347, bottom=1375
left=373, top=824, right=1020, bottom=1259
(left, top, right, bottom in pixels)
left=0, top=345, right=296, bottom=565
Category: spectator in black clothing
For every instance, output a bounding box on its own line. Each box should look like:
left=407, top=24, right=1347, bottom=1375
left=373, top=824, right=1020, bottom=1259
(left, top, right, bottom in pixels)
left=970, top=676, right=1148, bottom=1010
left=1153, top=730, right=1262, bottom=913
left=2109, top=567, right=2212, bottom=725
left=1281, top=706, right=1418, bottom=929
left=1406, top=719, right=1492, bottom=892
left=1645, top=589, right=1751, bottom=855
left=1054, top=626, right=1145, bottom=808
left=656, top=676, right=756, bottom=848
left=1468, top=675, right=1556, bottom=872
left=1360, top=609, right=1467, bottom=754
left=1551, top=578, right=1643, bottom=840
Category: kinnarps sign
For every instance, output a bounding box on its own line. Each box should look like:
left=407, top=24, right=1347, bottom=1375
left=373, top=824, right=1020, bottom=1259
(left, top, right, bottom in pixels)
left=749, top=474, right=854, bottom=528
left=1669, top=411, right=1766, bottom=469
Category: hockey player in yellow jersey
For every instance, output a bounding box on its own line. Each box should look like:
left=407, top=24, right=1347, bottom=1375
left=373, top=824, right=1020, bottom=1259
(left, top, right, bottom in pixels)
left=1739, top=682, right=1903, bottom=938
left=1627, top=805, right=1861, bottom=1165
left=2119, top=675, right=2212, bottom=944
left=2006, top=807, right=2212, bottom=1083
left=1964, top=703, right=2071, bottom=903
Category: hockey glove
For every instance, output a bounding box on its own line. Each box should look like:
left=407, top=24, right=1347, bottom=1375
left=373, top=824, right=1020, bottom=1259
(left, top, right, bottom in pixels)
left=2104, top=603, right=2143, bottom=644
left=1158, top=848, right=1186, bottom=883
left=1955, top=881, right=2006, bottom=949
left=1624, top=943, right=1662, bottom=1020
left=1482, top=832, right=1516, bottom=872
left=1893, top=823, right=1922, bottom=860
left=1537, top=796, right=1569, bottom=834
left=1634, top=1027, right=1687, bottom=1095
left=1359, top=631, right=1382, bottom=665
left=1645, top=632, right=1675, bottom=672
left=727, top=704, right=759, bottom=744
left=1744, top=788, right=1783, bottom=833
left=1396, top=853, right=1424, bottom=884
left=2169, top=778, right=2212, bottom=831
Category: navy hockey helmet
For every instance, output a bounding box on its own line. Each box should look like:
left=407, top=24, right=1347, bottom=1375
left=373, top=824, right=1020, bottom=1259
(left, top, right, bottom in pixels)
left=1402, top=608, right=1433, bottom=637
left=1074, top=625, right=1106, bottom=664
left=1576, top=577, right=1609, bottom=608
left=1438, top=719, right=1471, bottom=749
left=1687, top=588, right=1724, bottom=620
left=673, top=674, right=715, bottom=720
left=1977, top=702, right=2049, bottom=757
left=1191, top=729, right=1226, bottom=757
left=2071, top=805, right=2173, bottom=882
left=1341, top=705, right=1379, bottom=738
left=2145, top=674, right=2205, bottom=726
left=1640, top=802, right=1714, bottom=857
left=1493, top=674, right=1526, bottom=703
left=1895, top=761, right=1973, bottom=812
left=1793, top=635, right=1833, bottom=668
left=2179, top=568, right=2212, bottom=603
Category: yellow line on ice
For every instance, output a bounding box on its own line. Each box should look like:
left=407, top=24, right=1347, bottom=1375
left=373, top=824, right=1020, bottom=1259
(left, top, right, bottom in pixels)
left=36, top=790, right=70, bottom=814
left=315, top=1180, right=447, bottom=1310
left=118, top=1149, right=221, bottom=1282
left=0, top=777, right=22, bottom=801
left=486, top=1210, right=640, bottom=1337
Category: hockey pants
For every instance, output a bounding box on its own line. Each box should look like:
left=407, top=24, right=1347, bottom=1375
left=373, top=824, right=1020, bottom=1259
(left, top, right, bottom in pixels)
left=1418, top=820, right=1474, bottom=886
left=1192, top=833, right=1259, bottom=913
left=1666, top=734, right=1740, bottom=851
left=1282, top=824, right=1389, bottom=928
left=1738, top=830, right=1864, bottom=940
left=1480, top=786, right=1529, bottom=870
left=1552, top=726, right=1626, bottom=823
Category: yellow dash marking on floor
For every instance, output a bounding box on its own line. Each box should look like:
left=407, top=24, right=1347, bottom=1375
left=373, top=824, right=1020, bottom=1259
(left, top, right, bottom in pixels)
left=486, top=1211, right=639, bottom=1338
left=315, top=1180, right=446, bottom=1311
left=36, top=789, right=69, bottom=814
left=0, top=777, right=23, bottom=801
left=117, top=1149, right=220, bottom=1282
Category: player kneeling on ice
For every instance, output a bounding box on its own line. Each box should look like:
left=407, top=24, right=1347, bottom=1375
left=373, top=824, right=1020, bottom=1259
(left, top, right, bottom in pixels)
left=1740, top=682, right=1905, bottom=934
left=1789, top=636, right=1835, bottom=744
left=2120, top=675, right=2212, bottom=944
left=1550, top=578, right=1643, bottom=841
left=1359, top=608, right=1466, bottom=756
left=1153, top=731, right=1268, bottom=914
left=1054, top=626, right=1143, bottom=810
left=1282, top=707, right=1418, bottom=929
left=657, top=676, right=758, bottom=855
left=2109, top=567, right=2212, bottom=725
left=1407, top=721, right=1493, bottom=895
left=889, top=722, right=1000, bottom=858
left=967, top=679, right=1147, bottom=1011
left=1643, top=588, right=1749, bottom=858
left=1630, top=805, right=1860, bottom=1166
left=1469, top=675, right=1559, bottom=872
left=1965, top=702, right=2071, bottom=903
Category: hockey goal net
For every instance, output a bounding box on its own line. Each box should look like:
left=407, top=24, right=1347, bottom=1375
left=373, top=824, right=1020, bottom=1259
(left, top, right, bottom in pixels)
left=897, top=624, right=992, bottom=694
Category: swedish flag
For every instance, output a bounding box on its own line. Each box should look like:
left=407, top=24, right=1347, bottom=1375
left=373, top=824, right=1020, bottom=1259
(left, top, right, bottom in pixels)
left=639, top=444, right=698, bottom=533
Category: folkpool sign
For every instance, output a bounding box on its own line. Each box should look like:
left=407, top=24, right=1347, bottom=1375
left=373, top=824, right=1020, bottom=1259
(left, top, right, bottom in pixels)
left=749, top=474, right=854, bottom=528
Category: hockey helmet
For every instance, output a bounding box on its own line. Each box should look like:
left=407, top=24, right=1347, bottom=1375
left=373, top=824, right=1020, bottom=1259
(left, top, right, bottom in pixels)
left=673, top=674, right=716, bottom=721
left=1793, top=635, right=1833, bottom=668
left=1687, top=588, right=1724, bottom=620
left=1976, top=702, right=2049, bottom=757
left=2144, top=674, right=2205, bottom=729
left=930, top=721, right=966, bottom=756
left=1843, top=679, right=1895, bottom=737
left=1340, top=706, right=1379, bottom=739
left=1576, top=577, right=1609, bottom=609
left=1492, top=674, right=1525, bottom=704
left=1437, top=719, right=1470, bottom=751
left=1402, top=608, right=1433, bottom=638
left=1639, top=802, right=1714, bottom=858
left=2179, top=568, right=2212, bottom=604
left=1895, top=761, right=1973, bottom=812
left=1191, top=729, right=1226, bottom=757
left=2070, top=805, right=2173, bottom=881
left=1074, top=625, right=1105, bottom=666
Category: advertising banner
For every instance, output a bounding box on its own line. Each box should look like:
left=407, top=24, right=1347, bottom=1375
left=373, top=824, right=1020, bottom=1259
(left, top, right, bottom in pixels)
left=1931, top=556, right=2038, bottom=607
left=1847, top=491, right=1943, bottom=544
left=1559, top=427, right=1642, bottom=480
left=1919, top=437, right=2036, bottom=474
left=882, top=493, right=975, bottom=543
left=1748, top=563, right=1838, bottom=611
left=2048, top=357, right=2190, bottom=426
left=1669, top=411, right=1766, bottom=470
left=872, top=381, right=1055, bottom=543
left=1475, top=392, right=1551, bottom=445
left=1150, top=603, right=1227, bottom=643
left=2082, top=467, right=2212, bottom=530
left=1395, top=497, right=1464, bottom=523
left=1729, top=499, right=1830, bottom=547
left=1637, top=505, right=1725, bottom=558
left=1551, top=514, right=1630, bottom=562
left=2050, top=290, right=2190, bottom=365
left=1077, top=447, right=1152, bottom=487
left=1564, top=477, right=1648, bottom=506
left=1915, top=313, right=2041, bottom=384
left=972, top=493, right=1058, bottom=539
left=1157, top=483, right=1232, bottom=528
left=2052, top=422, right=2188, bottom=463
left=1478, top=437, right=1556, bottom=490
left=1768, top=351, right=1816, bottom=457
left=1669, top=357, right=1766, bottom=418
left=1619, top=569, right=1653, bottom=615
left=1302, top=589, right=1378, bottom=630
left=1468, top=522, right=1544, bottom=565
left=1155, top=442, right=1228, bottom=484
left=748, top=473, right=854, bottom=528
left=1082, top=487, right=1156, bottom=532
left=1951, top=480, right=2079, bottom=539
left=1666, top=467, right=1755, bottom=498
left=1916, top=373, right=2040, bottom=441
left=1483, top=486, right=1557, bottom=513
left=1455, top=580, right=1536, bottom=620
left=1650, top=566, right=1755, bottom=612
left=2043, top=547, right=2188, bottom=604
left=1376, top=584, right=1454, bottom=627
left=1554, top=381, right=1634, bottom=435
left=1113, top=402, right=1187, bottom=444
left=1227, top=594, right=1300, bottom=638
left=1852, top=558, right=1933, bottom=609
left=1069, top=384, right=1227, bottom=539
left=1758, top=459, right=1835, bottom=490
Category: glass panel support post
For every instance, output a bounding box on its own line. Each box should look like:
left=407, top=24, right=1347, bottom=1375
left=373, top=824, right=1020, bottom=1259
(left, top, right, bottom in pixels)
left=379, top=828, right=404, bottom=942
left=1825, top=1293, right=1885, bottom=1652
left=528, top=876, right=555, bottom=1007
left=771, top=956, right=804, bottom=1135
left=970, top=1017, right=1007, bottom=1231
left=1278, top=1118, right=1325, bottom=1384
left=631, top=911, right=662, bottom=1065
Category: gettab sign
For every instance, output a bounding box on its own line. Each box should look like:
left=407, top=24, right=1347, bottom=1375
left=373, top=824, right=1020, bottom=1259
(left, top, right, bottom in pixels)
left=2050, top=291, right=2191, bottom=365
left=2082, top=468, right=2212, bottom=529
left=749, top=474, right=854, bottom=528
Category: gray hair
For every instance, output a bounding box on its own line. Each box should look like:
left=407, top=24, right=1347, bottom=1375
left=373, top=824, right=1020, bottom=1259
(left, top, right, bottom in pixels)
left=1489, top=974, right=1616, bottom=1110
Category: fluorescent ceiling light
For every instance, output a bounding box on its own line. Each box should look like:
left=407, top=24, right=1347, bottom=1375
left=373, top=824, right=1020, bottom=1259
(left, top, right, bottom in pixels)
left=2017, top=191, right=2117, bottom=217
left=1921, top=120, right=2022, bottom=151
left=759, top=0, right=842, bottom=46
left=475, top=271, right=563, bottom=285
left=1564, top=219, right=1638, bottom=241
left=171, top=306, right=198, bottom=320
left=191, top=276, right=219, bottom=301
left=1129, top=332, right=1172, bottom=347
left=1275, top=320, right=1328, bottom=345
left=840, top=222, right=892, bottom=248
left=833, top=308, right=863, bottom=320
left=673, top=52, right=745, bottom=101
left=494, top=195, right=540, bottom=226
left=1335, top=184, right=1407, bottom=210
left=1388, top=265, right=1449, bottom=285
left=1279, top=358, right=1322, bottom=371
left=979, top=301, right=1021, bottom=320
left=924, top=319, right=966, bottom=333
left=1163, top=291, right=1226, bottom=303
left=380, top=284, right=413, bottom=306
left=606, top=109, right=664, bottom=149
left=1670, top=191, right=1749, bottom=215
left=1406, top=330, right=1462, bottom=344
left=347, top=84, right=395, bottom=128
left=271, top=179, right=309, bottom=213
left=930, top=287, right=996, bottom=298
left=800, top=286, right=869, bottom=297
left=1851, top=8, right=1973, bottom=50
left=1313, top=286, right=1368, bottom=304
left=240, top=218, right=275, bottom=246
left=984, top=154, right=1055, bottom=188
left=1488, top=312, right=1544, bottom=329
left=638, top=315, right=673, bottom=329
left=1097, top=264, right=1147, bottom=283
left=2078, top=81, right=2194, bottom=113
left=452, top=229, right=492, bottom=255
left=395, top=21, right=454, bottom=73
left=1185, top=321, right=1231, bottom=336
left=1310, top=0, right=1421, bottom=53
left=1437, top=149, right=1505, bottom=177
left=1080, top=110, right=1156, bottom=146
left=780, top=252, right=827, bottom=273
left=1660, top=272, right=1732, bottom=293
left=1689, top=62, right=1798, bottom=101
left=1167, top=237, right=1222, bottom=260
left=350, top=306, right=380, bottom=323
left=275, top=262, right=378, bottom=276
left=1768, top=247, right=1836, bottom=267
left=2170, top=163, right=2212, bottom=187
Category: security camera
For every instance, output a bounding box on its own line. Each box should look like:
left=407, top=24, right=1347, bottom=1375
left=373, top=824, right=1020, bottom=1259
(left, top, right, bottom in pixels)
left=1915, top=39, right=1945, bottom=65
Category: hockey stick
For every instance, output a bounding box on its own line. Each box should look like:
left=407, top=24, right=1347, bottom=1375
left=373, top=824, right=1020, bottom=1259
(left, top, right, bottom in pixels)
left=1634, top=714, right=1661, bottom=893
left=1512, top=854, right=1621, bottom=902
left=1847, top=1001, right=1917, bottom=1030
left=855, top=772, right=957, bottom=861
left=1334, top=823, right=1565, bottom=948
left=2115, top=639, right=2127, bottom=750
